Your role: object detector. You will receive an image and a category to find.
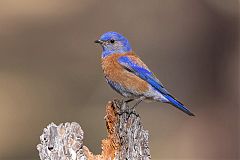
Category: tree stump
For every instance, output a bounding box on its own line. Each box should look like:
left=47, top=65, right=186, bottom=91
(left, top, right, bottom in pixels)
left=37, top=100, right=151, bottom=160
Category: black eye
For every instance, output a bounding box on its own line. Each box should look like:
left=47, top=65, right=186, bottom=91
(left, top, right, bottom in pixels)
left=110, top=39, right=115, bottom=43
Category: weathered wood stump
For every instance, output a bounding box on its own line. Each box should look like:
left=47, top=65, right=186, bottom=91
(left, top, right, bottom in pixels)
left=37, top=100, right=151, bottom=160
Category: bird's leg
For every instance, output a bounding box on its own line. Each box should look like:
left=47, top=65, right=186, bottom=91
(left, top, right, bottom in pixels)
left=129, top=96, right=145, bottom=110
left=124, top=98, right=134, bottom=103
left=118, top=97, right=144, bottom=116
left=119, top=97, right=144, bottom=117
left=120, top=98, right=134, bottom=113
left=129, top=99, right=142, bottom=110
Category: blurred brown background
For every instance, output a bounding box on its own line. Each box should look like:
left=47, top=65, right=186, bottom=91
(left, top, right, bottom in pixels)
left=0, top=0, right=239, bottom=159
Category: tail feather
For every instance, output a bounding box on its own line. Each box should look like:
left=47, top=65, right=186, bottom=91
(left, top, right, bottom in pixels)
left=165, top=95, right=195, bottom=116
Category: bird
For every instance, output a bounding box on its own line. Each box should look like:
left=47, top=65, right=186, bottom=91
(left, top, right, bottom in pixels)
left=95, top=31, right=195, bottom=116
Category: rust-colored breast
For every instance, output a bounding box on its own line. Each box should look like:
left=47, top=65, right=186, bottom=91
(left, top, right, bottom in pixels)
left=101, top=52, right=149, bottom=93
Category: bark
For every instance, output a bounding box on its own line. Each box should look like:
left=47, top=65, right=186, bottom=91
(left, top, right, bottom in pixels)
left=37, top=100, right=151, bottom=160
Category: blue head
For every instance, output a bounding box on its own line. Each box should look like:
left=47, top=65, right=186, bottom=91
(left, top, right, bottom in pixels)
left=95, top=32, right=132, bottom=58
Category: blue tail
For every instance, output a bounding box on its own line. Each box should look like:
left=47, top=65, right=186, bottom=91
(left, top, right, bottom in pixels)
left=165, top=95, right=195, bottom=116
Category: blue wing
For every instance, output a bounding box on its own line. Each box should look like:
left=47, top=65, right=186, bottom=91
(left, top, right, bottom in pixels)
left=118, top=56, right=170, bottom=95
left=118, top=56, right=195, bottom=116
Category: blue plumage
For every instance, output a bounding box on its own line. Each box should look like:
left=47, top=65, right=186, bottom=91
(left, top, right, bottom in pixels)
left=100, top=32, right=132, bottom=58
left=95, top=31, right=195, bottom=116
left=118, top=56, right=169, bottom=95
left=164, top=95, right=195, bottom=116
left=118, top=56, right=194, bottom=116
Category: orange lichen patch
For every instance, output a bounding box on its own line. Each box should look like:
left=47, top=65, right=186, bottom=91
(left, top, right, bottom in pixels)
left=101, top=101, right=120, bottom=159
left=83, top=146, right=103, bottom=160
left=101, top=52, right=149, bottom=93
left=101, top=139, right=116, bottom=159
left=83, top=101, right=120, bottom=160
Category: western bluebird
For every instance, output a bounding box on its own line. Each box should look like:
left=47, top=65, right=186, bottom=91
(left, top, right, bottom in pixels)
left=95, top=31, right=194, bottom=116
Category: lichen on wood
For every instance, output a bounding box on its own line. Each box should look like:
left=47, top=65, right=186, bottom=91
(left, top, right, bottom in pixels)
left=37, top=100, right=151, bottom=160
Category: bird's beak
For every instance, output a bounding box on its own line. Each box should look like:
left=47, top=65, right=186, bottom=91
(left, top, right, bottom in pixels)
left=94, top=39, right=103, bottom=44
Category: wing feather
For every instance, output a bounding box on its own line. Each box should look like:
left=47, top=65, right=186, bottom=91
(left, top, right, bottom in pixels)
left=118, top=56, right=169, bottom=95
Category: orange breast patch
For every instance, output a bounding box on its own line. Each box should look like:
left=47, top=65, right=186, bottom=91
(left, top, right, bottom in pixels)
left=101, top=52, right=149, bottom=93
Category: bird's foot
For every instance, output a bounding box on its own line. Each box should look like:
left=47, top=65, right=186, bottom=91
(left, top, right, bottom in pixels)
left=118, top=108, right=139, bottom=117
left=118, top=97, right=144, bottom=116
